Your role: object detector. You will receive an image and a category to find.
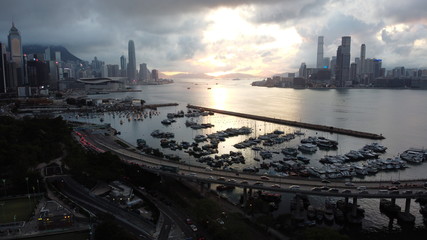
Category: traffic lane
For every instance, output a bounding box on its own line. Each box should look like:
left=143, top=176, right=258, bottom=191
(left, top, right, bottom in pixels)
left=55, top=176, right=155, bottom=239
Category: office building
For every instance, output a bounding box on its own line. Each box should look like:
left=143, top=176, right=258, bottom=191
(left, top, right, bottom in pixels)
left=0, top=42, right=6, bottom=93
left=139, top=63, right=150, bottom=82
left=8, top=22, right=25, bottom=86
left=299, top=62, right=307, bottom=78
left=316, top=36, right=324, bottom=68
left=151, top=69, right=159, bottom=82
left=120, top=55, right=127, bottom=77
left=127, top=40, right=137, bottom=82
left=335, top=36, right=351, bottom=87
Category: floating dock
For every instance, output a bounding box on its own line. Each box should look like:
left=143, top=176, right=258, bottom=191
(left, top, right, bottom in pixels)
left=187, top=105, right=385, bottom=140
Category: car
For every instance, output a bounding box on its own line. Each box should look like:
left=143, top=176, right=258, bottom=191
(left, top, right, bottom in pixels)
left=188, top=173, right=197, bottom=177
left=216, top=218, right=225, bottom=225
left=208, top=176, right=214, bottom=180
left=378, top=189, right=388, bottom=194
left=328, top=188, right=339, bottom=193
left=392, top=180, right=401, bottom=185
left=356, top=186, right=367, bottom=191
left=321, top=179, right=331, bottom=184
left=388, top=186, right=398, bottom=191
left=185, top=218, right=193, bottom=225
left=241, top=180, right=249, bottom=184
left=342, top=189, right=351, bottom=194
left=416, top=191, right=425, bottom=195
left=205, top=167, right=213, bottom=171
left=227, top=179, right=236, bottom=183
left=389, top=190, right=399, bottom=195
left=320, top=186, right=329, bottom=191
left=289, top=185, right=300, bottom=190
left=311, top=187, right=322, bottom=191
left=217, top=177, right=226, bottom=181
left=345, top=182, right=355, bottom=187
left=260, top=176, right=270, bottom=180
left=190, top=224, right=198, bottom=232
left=253, top=182, right=263, bottom=186
left=359, top=190, right=369, bottom=194
left=402, top=190, right=413, bottom=194
left=271, top=184, right=281, bottom=188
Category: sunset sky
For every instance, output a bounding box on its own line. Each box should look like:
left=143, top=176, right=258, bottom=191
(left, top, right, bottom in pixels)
left=1, top=0, right=426, bottom=76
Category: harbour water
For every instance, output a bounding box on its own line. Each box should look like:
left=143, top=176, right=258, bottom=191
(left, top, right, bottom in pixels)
left=64, top=78, right=427, bottom=231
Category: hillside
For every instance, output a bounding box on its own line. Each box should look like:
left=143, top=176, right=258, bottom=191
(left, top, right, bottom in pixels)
left=23, top=45, right=82, bottom=62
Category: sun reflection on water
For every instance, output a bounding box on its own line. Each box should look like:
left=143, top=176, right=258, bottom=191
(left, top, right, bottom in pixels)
left=210, top=87, right=228, bottom=109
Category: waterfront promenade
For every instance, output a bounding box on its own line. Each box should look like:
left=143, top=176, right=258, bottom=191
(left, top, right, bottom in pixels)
left=187, top=105, right=385, bottom=140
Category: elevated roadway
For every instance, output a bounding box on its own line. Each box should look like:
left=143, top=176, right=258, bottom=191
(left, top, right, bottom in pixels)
left=79, top=128, right=427, bottom=200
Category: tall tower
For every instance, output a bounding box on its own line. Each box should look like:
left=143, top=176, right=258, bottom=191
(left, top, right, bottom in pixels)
left=335, top=36, right=351, bottom=87
left=360, top=44, right=366, bottom=74
left=8, top=22, right=25, bottom=86
left=316, top=36, right=324, bottom=68
left=127, top=40, right=137, bottom=82
left=0, top=42, right=6, bottom=93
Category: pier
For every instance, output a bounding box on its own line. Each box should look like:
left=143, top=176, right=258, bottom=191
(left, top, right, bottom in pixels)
left=187, top=105, right=385, bottom=140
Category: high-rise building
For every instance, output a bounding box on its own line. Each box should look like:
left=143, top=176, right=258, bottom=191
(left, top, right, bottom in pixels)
left=8, top=22, right=25, bottom=86
left=139, top=63, right=150, bottom=82
left=335, top=36, right=351, bottom=87
left=151, top=69, right=159, bottom=82
left=299, top=62, right=307, bottom=78
left=330, top=56, right=336, bottom=78
left=322, top=57, right=330, bottom=69
left=316, top=36, right=324, bottom=69
left=0, top=42, right=7, bottom=93
left=127, top=40, right=137, bottom=82
left=360, top=44, right=366, bottom=75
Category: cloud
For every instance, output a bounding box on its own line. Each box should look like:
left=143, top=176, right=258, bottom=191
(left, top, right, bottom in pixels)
left=0, top=0, right=426, bottom=74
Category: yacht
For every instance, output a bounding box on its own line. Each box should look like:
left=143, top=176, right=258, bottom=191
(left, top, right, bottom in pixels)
left=298, top=143, right=317, bottom=153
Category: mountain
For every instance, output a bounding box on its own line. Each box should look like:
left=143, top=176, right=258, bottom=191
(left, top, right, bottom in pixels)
left=168, top=73, right=214, bottom=79
left=23, top=45, right=82, bottom=63
left=214, top=73, right=258, bottom=79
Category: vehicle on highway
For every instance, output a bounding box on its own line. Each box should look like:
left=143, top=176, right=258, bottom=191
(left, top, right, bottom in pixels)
left=241, top=180, right=249, bottom=184
left=345, top=182, right=355, bottom=187
left=217, top=177, right=226, bottom=181
left=208, top=176, right=214, bottom=180
left=403, top=190, right=413, bottom=194
left=392, top=180, right=401, bottom=185
left=188, top=173, right=197, bottom=177
left=342, top=189, right=351, bottom=194
left=356, top=186, right=367, bottom=191
left=289, top=185, right=300, bottom=190
left=311, top=187, right=322, bottom=191
left=271, top=184, right=281, bottom=188
left=328, top=188, right=339, bottom=193
left=388, top=186, right=398, bottom=191
left=260, top=176, right=270, bottom=180
left=205, top=167, right=213, bottom=171
left=320, top=186, right=329, bottom=191
left=253, top=182, right=263, bottom=186
left=227, top=179, right=236, bottom=183
left=359, top=190, right=369, bottom=194
left=321, top=179, right=331, bottom=184
left=190, top=224, right=198, bottom=232
left=389, top=190, right=399, bottom=195
left=378, top=190, right=388, bottom=194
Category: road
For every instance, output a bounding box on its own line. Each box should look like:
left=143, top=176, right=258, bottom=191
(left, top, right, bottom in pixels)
left=79, top=128, right=427, bottom=199
left=51, top=176, right=156, bottom=240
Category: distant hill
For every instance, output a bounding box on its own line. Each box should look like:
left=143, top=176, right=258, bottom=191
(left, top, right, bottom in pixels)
left=168, top=73, right=214, bottom=79
left=23, top=45, right=82, bottom=63
left=214, top=73, right=258, bottom=79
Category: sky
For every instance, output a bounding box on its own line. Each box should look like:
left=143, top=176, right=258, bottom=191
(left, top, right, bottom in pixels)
left=0, top=0, right=426, bottom=77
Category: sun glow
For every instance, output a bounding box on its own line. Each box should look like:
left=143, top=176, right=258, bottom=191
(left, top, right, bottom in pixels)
left=199, top=6, right=303, bottom=75
left=210, top=87, right=228, bottom=109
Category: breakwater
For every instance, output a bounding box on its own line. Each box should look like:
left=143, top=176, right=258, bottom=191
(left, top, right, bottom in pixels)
left=187, top=105, right=385, bottom=140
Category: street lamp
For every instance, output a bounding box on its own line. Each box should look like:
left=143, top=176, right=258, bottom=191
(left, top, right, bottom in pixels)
left=2, top=179, right=5, bottom=196
left=25, top=177, right=29, bottom=199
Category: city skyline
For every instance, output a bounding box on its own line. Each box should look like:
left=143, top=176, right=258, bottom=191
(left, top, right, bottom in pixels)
left=1, top=0, right=427, bottom=76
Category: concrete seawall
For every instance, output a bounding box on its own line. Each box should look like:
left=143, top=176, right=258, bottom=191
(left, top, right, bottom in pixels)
left=187, top=104, right=385, bottom=140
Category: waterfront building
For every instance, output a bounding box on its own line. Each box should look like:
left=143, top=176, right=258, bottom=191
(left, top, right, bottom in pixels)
left=107, top=64, right=120, bottom=77
left=335, top=36, right=351, bottom=87
left=316, top=36, right=324, bottom=69
left=139, top=63, right=150, bottom=82
left=322, top=57, right=330, bottom=69
left=120, top=55, right=127, bottom=77
left=330, top=56, right=336, bottom=78
left=8, top=22, right=26, bottom=86
left=127, top=40, right=137, bottom=82
left=151, top=69, right=159, bottom=82
left=299, top=62, right=307, bottom=79
left=0, top=42, right=6, bottom=93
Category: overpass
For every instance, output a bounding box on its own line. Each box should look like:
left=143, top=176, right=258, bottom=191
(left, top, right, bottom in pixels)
left=79, top=128, right=427, bottom=201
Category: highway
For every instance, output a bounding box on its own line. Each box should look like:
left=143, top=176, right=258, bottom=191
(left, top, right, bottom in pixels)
left=80, top=129, right=427, bottom=200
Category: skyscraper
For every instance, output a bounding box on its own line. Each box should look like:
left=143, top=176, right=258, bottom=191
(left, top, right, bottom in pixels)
left=299, top=62, right=307, bottom=78
left=0, top=42, right=6, bottom=93
left=360, top=44, right=366, bottom=75
left=120, top=55, right=127, bottom=77
left=335, top=36, right=351, bottom=87
left=316, top=36, right=324, bottom=69
left=8, top=22, right=25, bottom=86
left=127, top=40, right=137, bottom=82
